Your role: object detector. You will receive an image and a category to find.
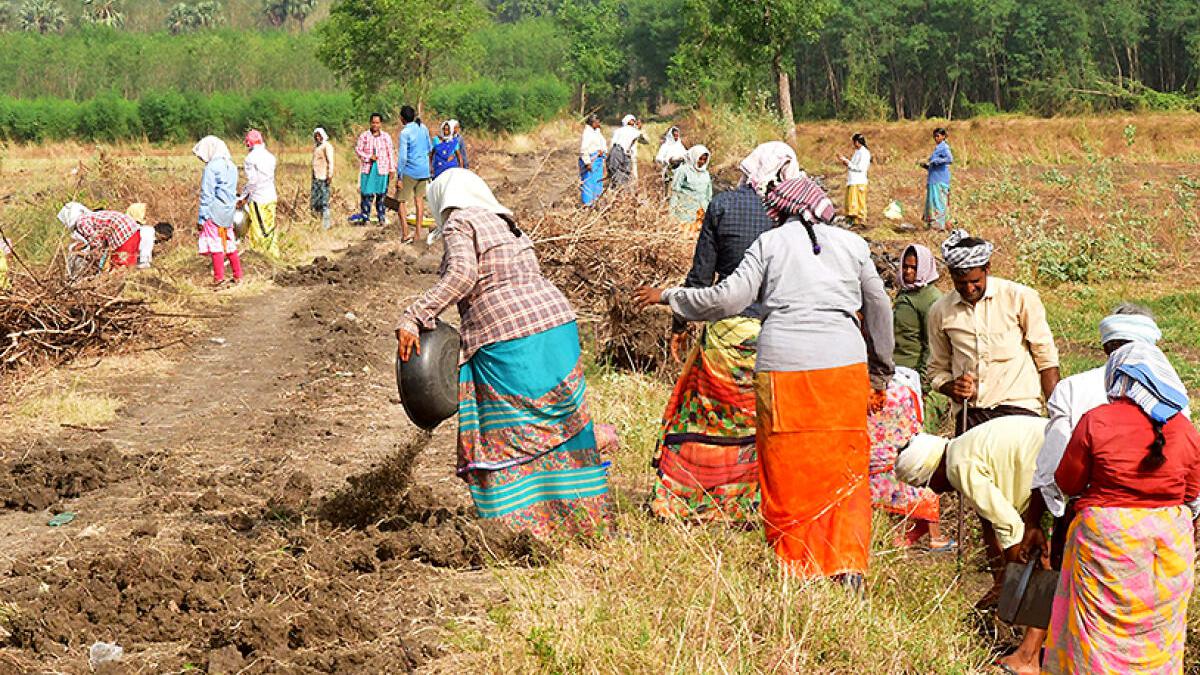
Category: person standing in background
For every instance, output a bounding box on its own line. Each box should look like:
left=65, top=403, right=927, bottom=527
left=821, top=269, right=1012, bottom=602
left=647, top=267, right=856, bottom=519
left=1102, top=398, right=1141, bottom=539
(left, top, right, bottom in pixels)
left=239, top=129, right=280, bottom=258
left=395, top=105, right=433, bottom=244
left=579, top=114, right=607, bottom=206
left=838, top=133, right=871, bottom=227
left=921, top=127, right=953, bottom=230
left=610, top=114, right=646, bottom=189
left=192, top=136, right=243, bottom=286
left=311, top=128, right=334, bottom=230
left=655, top=125, right=687, bottom=193
left=892, top=243, right=942, bottom=382
left=668, top=145, right=713, bottom=229
left=431, top=120, right=467, bottom=180
left=353, top=113, right=395, bottom=227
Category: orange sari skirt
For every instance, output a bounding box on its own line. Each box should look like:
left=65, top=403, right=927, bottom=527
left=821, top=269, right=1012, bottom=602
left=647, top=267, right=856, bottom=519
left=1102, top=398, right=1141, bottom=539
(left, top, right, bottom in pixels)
left=755, top=364, right=871, bottom=578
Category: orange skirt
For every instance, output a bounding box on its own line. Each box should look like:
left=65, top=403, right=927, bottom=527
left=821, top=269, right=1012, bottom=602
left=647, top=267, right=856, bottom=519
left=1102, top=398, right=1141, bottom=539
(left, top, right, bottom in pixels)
left=755, top=365, right=871, bottom=578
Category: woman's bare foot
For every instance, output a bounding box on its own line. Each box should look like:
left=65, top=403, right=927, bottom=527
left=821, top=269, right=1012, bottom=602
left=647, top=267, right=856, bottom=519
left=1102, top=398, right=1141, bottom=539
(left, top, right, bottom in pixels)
left=995, top=652, right=1039, bottom=675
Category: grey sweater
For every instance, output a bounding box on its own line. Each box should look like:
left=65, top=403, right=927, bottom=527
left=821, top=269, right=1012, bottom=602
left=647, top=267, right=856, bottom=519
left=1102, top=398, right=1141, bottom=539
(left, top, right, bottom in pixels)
left=661, top=221, right=895, bottom=389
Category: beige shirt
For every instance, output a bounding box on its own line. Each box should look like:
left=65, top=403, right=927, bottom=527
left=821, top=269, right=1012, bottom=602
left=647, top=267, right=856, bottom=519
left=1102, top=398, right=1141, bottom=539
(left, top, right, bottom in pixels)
left=947, top=415, right=1048, bottom=549
left=927, top=276, right=1059, bottom=413
left=312, top=141, right=334, bottom=181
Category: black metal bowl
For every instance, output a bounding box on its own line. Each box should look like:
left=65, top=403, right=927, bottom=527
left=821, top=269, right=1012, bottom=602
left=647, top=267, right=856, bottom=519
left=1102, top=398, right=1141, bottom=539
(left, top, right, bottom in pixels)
left=395, top=320, right=461, bottom=430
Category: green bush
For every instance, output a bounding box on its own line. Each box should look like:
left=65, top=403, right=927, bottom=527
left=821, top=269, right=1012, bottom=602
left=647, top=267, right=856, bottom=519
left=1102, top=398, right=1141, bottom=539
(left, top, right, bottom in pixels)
left=428, top=77, right=569, bottom=133
left=77, top=92, right=142, bottom=141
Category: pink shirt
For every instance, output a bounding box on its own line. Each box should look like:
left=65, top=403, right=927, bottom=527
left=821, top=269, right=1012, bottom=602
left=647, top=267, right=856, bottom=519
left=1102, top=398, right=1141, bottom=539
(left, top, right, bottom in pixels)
left=355, top=130, right=395, bottom=176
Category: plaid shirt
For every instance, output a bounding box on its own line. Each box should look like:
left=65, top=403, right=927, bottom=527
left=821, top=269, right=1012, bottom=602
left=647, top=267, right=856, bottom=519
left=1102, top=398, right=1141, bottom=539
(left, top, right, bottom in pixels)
left=75, top=210, right=139, bottom=252
left=399, top=207, right=575, bottom=361
left=355, top=130, right=396, bottom=175
left=673, top=185, right=771, bottom=332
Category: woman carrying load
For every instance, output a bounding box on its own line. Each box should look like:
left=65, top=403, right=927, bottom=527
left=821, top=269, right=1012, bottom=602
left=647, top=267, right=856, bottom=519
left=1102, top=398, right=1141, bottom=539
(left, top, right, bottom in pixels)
left=637, top=174, right=894, bottom=584
left=193, top=136, right=244, bottom=286
left=1043, top=342, right=1200, bottom=674
left=396, top=168, right=611, bottom=539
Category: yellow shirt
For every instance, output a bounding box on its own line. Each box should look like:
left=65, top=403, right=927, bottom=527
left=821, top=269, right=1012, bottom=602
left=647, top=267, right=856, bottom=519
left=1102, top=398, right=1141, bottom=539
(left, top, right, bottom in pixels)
left=927, top=276, right=1059, bottom=413
left=946, top=416, right=1048, bottom=549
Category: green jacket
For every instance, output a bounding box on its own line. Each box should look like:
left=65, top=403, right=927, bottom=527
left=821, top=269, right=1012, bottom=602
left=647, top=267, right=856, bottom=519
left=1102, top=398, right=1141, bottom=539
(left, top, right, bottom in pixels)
left=893, top=284, right=942, bottom=378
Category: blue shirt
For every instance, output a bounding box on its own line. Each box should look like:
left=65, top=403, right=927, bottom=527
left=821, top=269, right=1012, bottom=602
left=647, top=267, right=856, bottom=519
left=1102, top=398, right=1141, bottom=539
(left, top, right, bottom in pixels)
left=396, top=122, right=433, bottom=179
left=199, top=156, right=238, bottom=227
left=927, top=140, right=953, bottom=185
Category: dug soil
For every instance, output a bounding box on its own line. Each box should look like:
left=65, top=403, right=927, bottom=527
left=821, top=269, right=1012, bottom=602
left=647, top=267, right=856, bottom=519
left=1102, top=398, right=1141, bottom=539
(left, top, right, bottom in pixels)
left=0, top=150, right=578, bottom=674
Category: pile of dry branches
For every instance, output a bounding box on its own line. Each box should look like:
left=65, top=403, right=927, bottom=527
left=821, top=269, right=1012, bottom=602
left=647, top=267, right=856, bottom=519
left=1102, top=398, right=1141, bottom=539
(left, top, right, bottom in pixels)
left=527, top=190, right=693, bottom=374
left=0, top=255, right=167, bottom=375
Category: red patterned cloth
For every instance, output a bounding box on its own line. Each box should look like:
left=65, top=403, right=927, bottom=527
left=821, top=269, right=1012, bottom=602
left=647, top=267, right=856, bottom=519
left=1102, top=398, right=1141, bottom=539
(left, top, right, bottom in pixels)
left=354, top=129, right=396, bottom=175
left=75, top=210, right=139, bottom=253
left=399, top=207, right=575, bottom=361
left=868, top=381, right=940, bottom=522
left=763, top=177, right=836, bottom=225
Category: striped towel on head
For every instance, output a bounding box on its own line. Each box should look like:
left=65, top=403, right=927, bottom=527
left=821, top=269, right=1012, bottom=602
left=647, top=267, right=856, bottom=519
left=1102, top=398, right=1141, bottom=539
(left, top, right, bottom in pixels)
left=1105, top=342, right=1189, bottom=423
left=763, top=177, right=835, bottom=226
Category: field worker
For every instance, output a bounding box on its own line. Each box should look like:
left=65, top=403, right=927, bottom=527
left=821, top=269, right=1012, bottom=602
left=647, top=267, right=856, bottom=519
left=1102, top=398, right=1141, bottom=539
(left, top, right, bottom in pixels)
left=655, top=125, right=687, bottom=192
left=646, top=143, right=783, bottom=525
left=125, top=203, right=174, bottom=269
left=395, top=105, right=433, bottom=244
left=57, top=201, right=142, bottom=272
left=239, top=129, right=279, bottom=258
left=193, top=136, right=243, bottom=286
left=1000, top=304, right=1166, bottom=675
left=920, top=127, right=953, bottom=229
left=636, top=174, right=894, bottom=586
left=927, top=229, right=1060, bottom=435
left=579, top=114, right=607, bottom=205
left=449, top=120, right=470, bottom=170
left=892, top=243, right=942, bottom=382
left=1043, top=342, right=1200, bottom=675
left=895, top=415, right=1049, bottom=609
left=668, top=145, right=713, bottom=229
left=396, top=168, right=611, bottom=539
left=0, top=237, right=11, bottom=290
left=431, top=120, right=467, bottom=180
left=609, top=114, right=645, bottom=190
left=353, top=112, right=395, bottom=226
left=311, top=128, right=334, bottom=230
left=837, top=133, right=871, bottom=227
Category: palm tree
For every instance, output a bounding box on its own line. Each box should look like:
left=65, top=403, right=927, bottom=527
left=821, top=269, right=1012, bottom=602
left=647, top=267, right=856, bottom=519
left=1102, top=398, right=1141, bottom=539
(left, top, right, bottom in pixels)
left=290, top=0, right=316, bottom=31
left=82, top=0, right=124, bottom=27
left=18, top=0, right=65, bottom=33
left=165, top=0, right=222, bottom=34
left=0, top=2, right=14, bottom=30
left=192, top=0, right=222, bottom=29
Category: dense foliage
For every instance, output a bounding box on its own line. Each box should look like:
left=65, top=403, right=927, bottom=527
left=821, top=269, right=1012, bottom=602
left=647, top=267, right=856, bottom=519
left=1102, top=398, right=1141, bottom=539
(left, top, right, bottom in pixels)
left=427, top=77, right=570, bottom=131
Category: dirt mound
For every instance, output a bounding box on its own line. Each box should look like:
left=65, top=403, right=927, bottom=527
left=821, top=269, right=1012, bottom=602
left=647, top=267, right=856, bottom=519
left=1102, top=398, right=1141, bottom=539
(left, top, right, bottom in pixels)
left=279, top=231, right=437, bottom=288
left=0, top=441, right=132, bottom=511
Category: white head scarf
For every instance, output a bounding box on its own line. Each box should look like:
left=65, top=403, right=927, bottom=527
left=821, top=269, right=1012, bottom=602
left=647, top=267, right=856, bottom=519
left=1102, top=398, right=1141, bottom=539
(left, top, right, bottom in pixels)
left=1099, top=313, right=1162, bottom=347
left=426, top=168, right=514, bottom=229
left=192, top=136, right=232, bottom=163
left=621, top=114, right=637, bottom=127
left=314, top=127, right=329, bottom=144
left=656, top=126, right=687, bottom=164
left=738, top=142, right=803, bottom=196
left=57, top=202, right=91, bottom=231
left=894, top=433, right=950, bottom=487
left=686, top=145, right=711, bottom=171
left=447, top=119, right=460, bottom=136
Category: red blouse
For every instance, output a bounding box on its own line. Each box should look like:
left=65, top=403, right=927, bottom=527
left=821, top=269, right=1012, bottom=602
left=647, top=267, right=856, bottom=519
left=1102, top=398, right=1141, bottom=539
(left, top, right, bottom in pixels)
left=1056, top=399, right=1200, bottom=510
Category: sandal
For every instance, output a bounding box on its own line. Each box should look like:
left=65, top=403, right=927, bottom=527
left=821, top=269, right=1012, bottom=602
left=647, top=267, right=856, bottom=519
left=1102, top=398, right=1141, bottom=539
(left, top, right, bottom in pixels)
left=927, top=538, right=957, bottom=553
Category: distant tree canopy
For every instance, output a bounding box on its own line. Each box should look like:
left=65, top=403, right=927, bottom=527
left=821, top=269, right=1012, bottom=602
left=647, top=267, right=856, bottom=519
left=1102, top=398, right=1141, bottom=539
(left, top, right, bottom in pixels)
left=1, top=0, right=1200, bottom=123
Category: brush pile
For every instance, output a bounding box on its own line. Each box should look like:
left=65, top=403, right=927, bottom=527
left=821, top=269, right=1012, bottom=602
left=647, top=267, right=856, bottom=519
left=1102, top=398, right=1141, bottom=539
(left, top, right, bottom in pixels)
left=0, top=261, right=164, bottom=374
left=527, top=189, right=693, bottom=374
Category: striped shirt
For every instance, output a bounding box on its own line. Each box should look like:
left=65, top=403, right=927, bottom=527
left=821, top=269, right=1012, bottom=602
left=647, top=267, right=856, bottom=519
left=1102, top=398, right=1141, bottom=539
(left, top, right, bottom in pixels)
left=75, top=210, right=139, bottom=252
left=399, top=207, right=576, bottom=361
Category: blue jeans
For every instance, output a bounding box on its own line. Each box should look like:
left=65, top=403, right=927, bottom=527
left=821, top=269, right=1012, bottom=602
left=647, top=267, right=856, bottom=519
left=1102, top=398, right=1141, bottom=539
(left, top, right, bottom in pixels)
left=360, top=192, right=386, bottom=222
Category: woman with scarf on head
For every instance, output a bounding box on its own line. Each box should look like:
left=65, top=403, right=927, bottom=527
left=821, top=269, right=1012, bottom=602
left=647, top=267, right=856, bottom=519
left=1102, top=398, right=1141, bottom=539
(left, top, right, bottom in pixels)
left=838, top=133, right=871, bottom=227
left=57, top=201, right=142, bottom=277
left=240, top=129, right=280, bottom=258
left=656, top=125, right=687, bottom=193
left=637, top=172, right=895, bottom=584
left=193, top=136, right=244, bottom=286
left=396, top=169, right=611, bottom=539
left=579, top=114, right=607, bottom=206
left=646, top=142, right=790, bottom=526
left=608, top=114, right=645, bottom=190
left=311, top=128, right=334, bottom=230
left=431, top=120, right=467, bottom=180
left=892, top=243, right=942, bottom=382
left=1042, top=342, right=1200, bottom=675
left=669, top=145, right=713, bottom=230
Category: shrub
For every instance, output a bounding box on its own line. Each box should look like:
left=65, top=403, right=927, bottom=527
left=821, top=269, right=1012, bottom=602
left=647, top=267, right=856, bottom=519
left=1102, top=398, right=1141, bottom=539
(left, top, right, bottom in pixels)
left=428, top=77, right=569, bottom=133
left=77, top=92, right=141, bottom=141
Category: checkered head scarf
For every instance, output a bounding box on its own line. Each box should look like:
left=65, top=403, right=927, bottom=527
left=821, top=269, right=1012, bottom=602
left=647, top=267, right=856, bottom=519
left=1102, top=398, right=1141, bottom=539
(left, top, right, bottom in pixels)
left=762, top=178, right=836, bottom=254
left=941, top=228, right=994, bottom=271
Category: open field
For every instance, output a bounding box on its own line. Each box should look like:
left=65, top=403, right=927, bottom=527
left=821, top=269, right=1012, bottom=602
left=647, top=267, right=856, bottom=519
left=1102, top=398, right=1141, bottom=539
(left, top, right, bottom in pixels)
left=1, top=113, right=1200, bottom=673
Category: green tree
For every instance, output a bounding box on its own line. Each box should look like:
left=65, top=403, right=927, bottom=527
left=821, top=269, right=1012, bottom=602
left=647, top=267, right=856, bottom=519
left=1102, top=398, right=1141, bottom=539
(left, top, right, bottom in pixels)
left=82, top=0, right=125, bottom=27
left=165, top=0, right=223, bottom=34
left=0, top=1, right=15, bottom=29
left=317, top=0, right=487, bottom=107
left=18, top=0, right=65, bottom=33
left=555, top=0, right=622, bottom=114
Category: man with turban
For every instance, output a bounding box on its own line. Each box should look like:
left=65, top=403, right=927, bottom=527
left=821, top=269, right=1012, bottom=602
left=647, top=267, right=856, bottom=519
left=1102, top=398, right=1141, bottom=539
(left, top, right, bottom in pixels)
left=995, top=303, right=1168, bottom=675
left=895, top=415, right=1049, bottom=610
left=927, top=229, right=1061, bottom=435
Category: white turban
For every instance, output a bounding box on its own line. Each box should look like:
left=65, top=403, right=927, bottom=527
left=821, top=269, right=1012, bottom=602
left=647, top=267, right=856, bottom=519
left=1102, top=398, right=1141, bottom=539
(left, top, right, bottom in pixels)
left=1099, top=313, right=1161, bottom=347
left=621, top=114, right=637, bottom=126
left=894, top=433, right=950, bottom=487
left=57, top=202, right=90, bottom=231
left=942, top=229, right=994, bottom=270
